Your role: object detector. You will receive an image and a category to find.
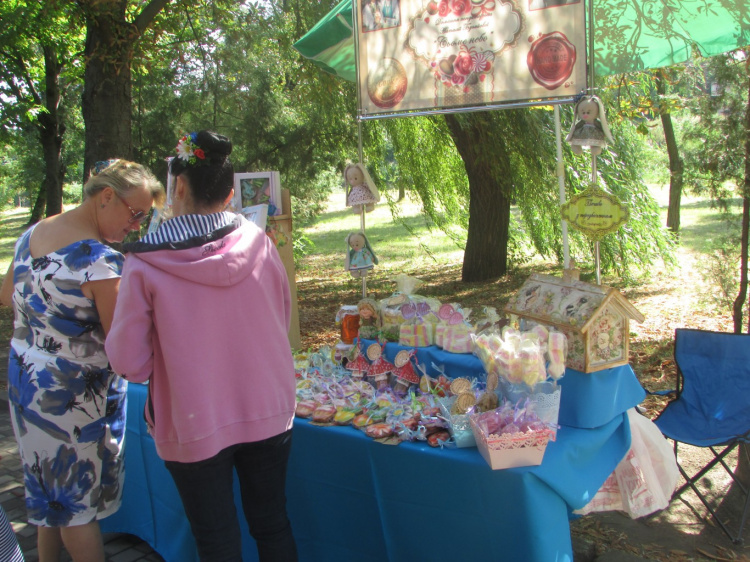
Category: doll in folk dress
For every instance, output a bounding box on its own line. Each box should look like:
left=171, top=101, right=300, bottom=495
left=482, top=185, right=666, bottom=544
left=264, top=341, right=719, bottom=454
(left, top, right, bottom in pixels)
left=345, top=231, right=378, bottom=278
left=565, top=95, right=614, bottom=155
left=344, top=163, right=380, bottom=213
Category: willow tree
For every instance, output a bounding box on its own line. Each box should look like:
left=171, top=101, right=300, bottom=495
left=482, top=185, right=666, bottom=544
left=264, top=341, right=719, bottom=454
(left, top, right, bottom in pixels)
left=375, top=105, right=674, bottom=283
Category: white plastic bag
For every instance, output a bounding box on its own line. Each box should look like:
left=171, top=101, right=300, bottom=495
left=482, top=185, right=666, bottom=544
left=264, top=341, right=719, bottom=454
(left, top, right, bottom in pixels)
left=576, top=408, right=679, bottom=518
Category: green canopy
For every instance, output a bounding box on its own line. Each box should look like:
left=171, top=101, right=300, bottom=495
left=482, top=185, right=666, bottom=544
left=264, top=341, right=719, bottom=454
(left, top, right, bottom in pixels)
left=293, top=0, right=750, bottom=81
left=292, top=0, right=356, bottom=82
left=594, top=0, right=750, bottom=76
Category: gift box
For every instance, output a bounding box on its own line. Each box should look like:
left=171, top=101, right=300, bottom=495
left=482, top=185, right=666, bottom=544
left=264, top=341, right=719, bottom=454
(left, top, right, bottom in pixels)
left=399, top=322, right=434, bottom=347
left=442, top=324, right=475, bottom=354
left=469, top=418, right=553, bottom=470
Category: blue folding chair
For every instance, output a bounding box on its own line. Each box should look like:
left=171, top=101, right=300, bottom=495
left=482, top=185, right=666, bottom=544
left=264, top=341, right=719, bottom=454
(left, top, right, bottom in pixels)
left=653, top=328, right=750, bottom=544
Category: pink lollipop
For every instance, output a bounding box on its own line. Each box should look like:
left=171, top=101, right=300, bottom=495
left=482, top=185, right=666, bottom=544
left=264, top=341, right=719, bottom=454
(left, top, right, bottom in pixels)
left=448, top=311, right=464, bottom=325
left=438, top=303, right=455, bottom=320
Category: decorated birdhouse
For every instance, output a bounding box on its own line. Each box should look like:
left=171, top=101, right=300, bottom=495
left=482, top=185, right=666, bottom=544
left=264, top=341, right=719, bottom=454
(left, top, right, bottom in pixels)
left=505, top=273, right=644, bottom=373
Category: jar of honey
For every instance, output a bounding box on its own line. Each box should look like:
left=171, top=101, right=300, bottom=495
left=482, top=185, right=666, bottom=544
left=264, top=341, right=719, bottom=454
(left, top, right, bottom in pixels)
left=336, top=305, right=360, bottom=344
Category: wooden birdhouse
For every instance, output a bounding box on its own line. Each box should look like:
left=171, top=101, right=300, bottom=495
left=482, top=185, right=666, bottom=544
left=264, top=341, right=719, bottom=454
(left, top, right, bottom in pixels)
left=505, top=273, right=644, bottom=373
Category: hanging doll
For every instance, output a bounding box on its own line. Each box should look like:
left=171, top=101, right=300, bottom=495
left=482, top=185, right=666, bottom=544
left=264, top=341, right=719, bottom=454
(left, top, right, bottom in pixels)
left=565, top=95, right=614, bottom=156
left=345, top=231, right=378, bottom=278
left=344, top=162, right=380, bottom=213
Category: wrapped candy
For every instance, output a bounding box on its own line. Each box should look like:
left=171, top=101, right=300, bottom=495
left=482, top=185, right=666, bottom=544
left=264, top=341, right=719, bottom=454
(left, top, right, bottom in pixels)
left=399, top=321, right=434, bottom=347
left=435, top=303, right=464, bottom=347
left=474, top=306, right=502, bottom=335
left=547, top=330, right=567, bottom=379
left=399, top=298, right=436, bottom=347
left=443, top=323, right=474, bottom=354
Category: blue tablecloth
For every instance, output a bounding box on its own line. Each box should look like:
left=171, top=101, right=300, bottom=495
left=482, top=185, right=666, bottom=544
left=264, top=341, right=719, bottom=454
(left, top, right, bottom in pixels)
left=101, top=350, right=645, bottom=562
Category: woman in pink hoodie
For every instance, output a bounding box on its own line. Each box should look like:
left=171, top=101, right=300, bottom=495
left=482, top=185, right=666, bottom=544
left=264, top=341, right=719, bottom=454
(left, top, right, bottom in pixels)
left=106, top=131, right=297, bottom=562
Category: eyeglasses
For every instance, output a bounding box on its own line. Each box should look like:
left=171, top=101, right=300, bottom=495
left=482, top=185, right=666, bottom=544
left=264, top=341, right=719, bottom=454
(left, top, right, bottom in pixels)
left=114, top=192, right=148, bottom=224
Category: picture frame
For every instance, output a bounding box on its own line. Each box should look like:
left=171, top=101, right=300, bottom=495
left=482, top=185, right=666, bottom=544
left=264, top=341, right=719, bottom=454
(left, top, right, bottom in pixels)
left=240, top=204, right=269, bottom=230
left=232, top=172, right=282, bottom=221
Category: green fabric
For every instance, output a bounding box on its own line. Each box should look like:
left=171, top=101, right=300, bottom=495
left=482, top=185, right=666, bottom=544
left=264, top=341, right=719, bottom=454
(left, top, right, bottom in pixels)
left=292, top=0, right=356, bottom=82
left=593, top=0, right=750, bottom=77
left=294, top=0, right=749, bottom=82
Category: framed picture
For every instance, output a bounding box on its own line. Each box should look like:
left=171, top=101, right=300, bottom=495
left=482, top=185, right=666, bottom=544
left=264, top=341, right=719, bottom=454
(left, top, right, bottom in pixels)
left=241, top=204, right=269, bottom=230
left=233, top=172, right=282, bottom=219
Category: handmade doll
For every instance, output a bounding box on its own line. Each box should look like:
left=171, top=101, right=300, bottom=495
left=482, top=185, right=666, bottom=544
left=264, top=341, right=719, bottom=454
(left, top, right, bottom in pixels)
left=344, top=162, right=380, bottom=213
left=357, top=298, right=381, bottom=339
left=565, top=95, right=614, bottom=155
left=345, top=231, right=378, bottom=277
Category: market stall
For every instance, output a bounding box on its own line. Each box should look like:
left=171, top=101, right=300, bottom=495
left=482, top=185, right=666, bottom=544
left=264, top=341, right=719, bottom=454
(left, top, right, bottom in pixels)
left=101, top=357, right=644, bottom=562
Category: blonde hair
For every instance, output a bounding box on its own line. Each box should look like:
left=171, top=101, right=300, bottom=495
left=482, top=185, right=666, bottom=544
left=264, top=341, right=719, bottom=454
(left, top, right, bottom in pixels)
left=84, top=160, right=166, bottom=207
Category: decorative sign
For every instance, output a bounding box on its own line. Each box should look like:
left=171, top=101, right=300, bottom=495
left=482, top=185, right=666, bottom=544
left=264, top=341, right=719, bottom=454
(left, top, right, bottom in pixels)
left=356, top=0, right=585, bottom=116
left=560, top=186, right=630, bottom=240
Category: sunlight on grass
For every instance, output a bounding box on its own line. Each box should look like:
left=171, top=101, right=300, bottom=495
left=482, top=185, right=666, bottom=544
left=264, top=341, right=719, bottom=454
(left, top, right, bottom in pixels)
left=298, top=192, right=464, bottom=281
left=0, top=207, right=30, bottom=273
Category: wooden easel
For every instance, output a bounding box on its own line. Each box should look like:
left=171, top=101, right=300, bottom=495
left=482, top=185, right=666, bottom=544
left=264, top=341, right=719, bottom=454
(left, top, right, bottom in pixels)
left=267, top=188, right=302, bottom=349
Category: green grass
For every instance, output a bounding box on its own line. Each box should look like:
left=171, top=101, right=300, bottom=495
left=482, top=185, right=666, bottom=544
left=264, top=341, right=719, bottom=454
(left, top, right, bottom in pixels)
left=297, top=192, right=464, bottom=279
left=0, top=208, right=30, bottom=274
left=0, top=186, right=744, bottom=289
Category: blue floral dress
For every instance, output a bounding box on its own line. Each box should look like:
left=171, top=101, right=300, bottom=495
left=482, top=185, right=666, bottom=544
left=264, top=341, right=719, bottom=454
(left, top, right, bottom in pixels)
left=7, top=226, right=127, bottom=527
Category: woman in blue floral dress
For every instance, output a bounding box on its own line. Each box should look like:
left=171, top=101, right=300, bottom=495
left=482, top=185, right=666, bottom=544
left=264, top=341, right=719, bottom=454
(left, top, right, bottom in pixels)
left=0, top=160, right=163, bottom=562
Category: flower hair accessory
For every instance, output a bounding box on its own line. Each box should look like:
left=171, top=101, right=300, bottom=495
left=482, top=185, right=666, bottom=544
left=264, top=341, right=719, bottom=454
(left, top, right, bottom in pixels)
left=175, top=133, right=208, bottom=165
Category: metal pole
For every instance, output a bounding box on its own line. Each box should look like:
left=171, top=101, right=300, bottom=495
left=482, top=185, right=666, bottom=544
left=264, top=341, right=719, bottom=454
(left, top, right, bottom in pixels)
left=554, top=105, right=570, bottom=270
left=587, top=0, right=595, bottom=92
left=353, top=1, right=367, bottom=299
left=358, top=97, right=578, bottom=121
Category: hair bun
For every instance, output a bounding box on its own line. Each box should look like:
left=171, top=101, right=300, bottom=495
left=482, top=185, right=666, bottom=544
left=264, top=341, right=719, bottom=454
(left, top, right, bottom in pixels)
left=196, top=131, right=232, bottom=157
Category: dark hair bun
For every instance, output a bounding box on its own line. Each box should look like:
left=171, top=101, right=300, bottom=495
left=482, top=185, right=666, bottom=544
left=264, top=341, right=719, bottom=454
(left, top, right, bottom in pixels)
left=197, top=130, right=232, bottom=158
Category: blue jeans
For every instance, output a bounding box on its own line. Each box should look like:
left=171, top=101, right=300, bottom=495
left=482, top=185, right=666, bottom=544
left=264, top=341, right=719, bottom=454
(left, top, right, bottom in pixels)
left=165, top=430, right=297, bottom=562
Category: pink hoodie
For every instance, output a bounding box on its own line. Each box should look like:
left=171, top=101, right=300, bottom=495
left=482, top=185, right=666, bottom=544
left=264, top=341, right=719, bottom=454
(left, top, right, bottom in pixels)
left=105, top=220, right=295, bottom=463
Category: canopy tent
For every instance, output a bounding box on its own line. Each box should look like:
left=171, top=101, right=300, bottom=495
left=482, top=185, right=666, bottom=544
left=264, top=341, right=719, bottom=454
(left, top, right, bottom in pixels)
left=294, top=0, right=750, bottom=83
left=293, top=0, right=356, bottom=83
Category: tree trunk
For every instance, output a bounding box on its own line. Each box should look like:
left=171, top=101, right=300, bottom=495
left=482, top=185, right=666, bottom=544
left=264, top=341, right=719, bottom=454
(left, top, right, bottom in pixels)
left=734, top=75, right=750, bottom=334
left=79, top=0, right=171, bottom=181
left=657, top=73, right=684, bottom=234
left=29, top=188, right=46, bottom=225
left=40, top=45, right=65, bottom=217
left=81, top=4, right=134, bottom=180
left=444, top=113, right=512, bottom=282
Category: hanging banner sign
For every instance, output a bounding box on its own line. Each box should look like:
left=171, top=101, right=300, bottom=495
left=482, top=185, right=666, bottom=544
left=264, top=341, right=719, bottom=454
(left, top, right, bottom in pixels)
left=356, top=0, right=586, bottom=116
left=560, top=186, right=630, bottom=240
